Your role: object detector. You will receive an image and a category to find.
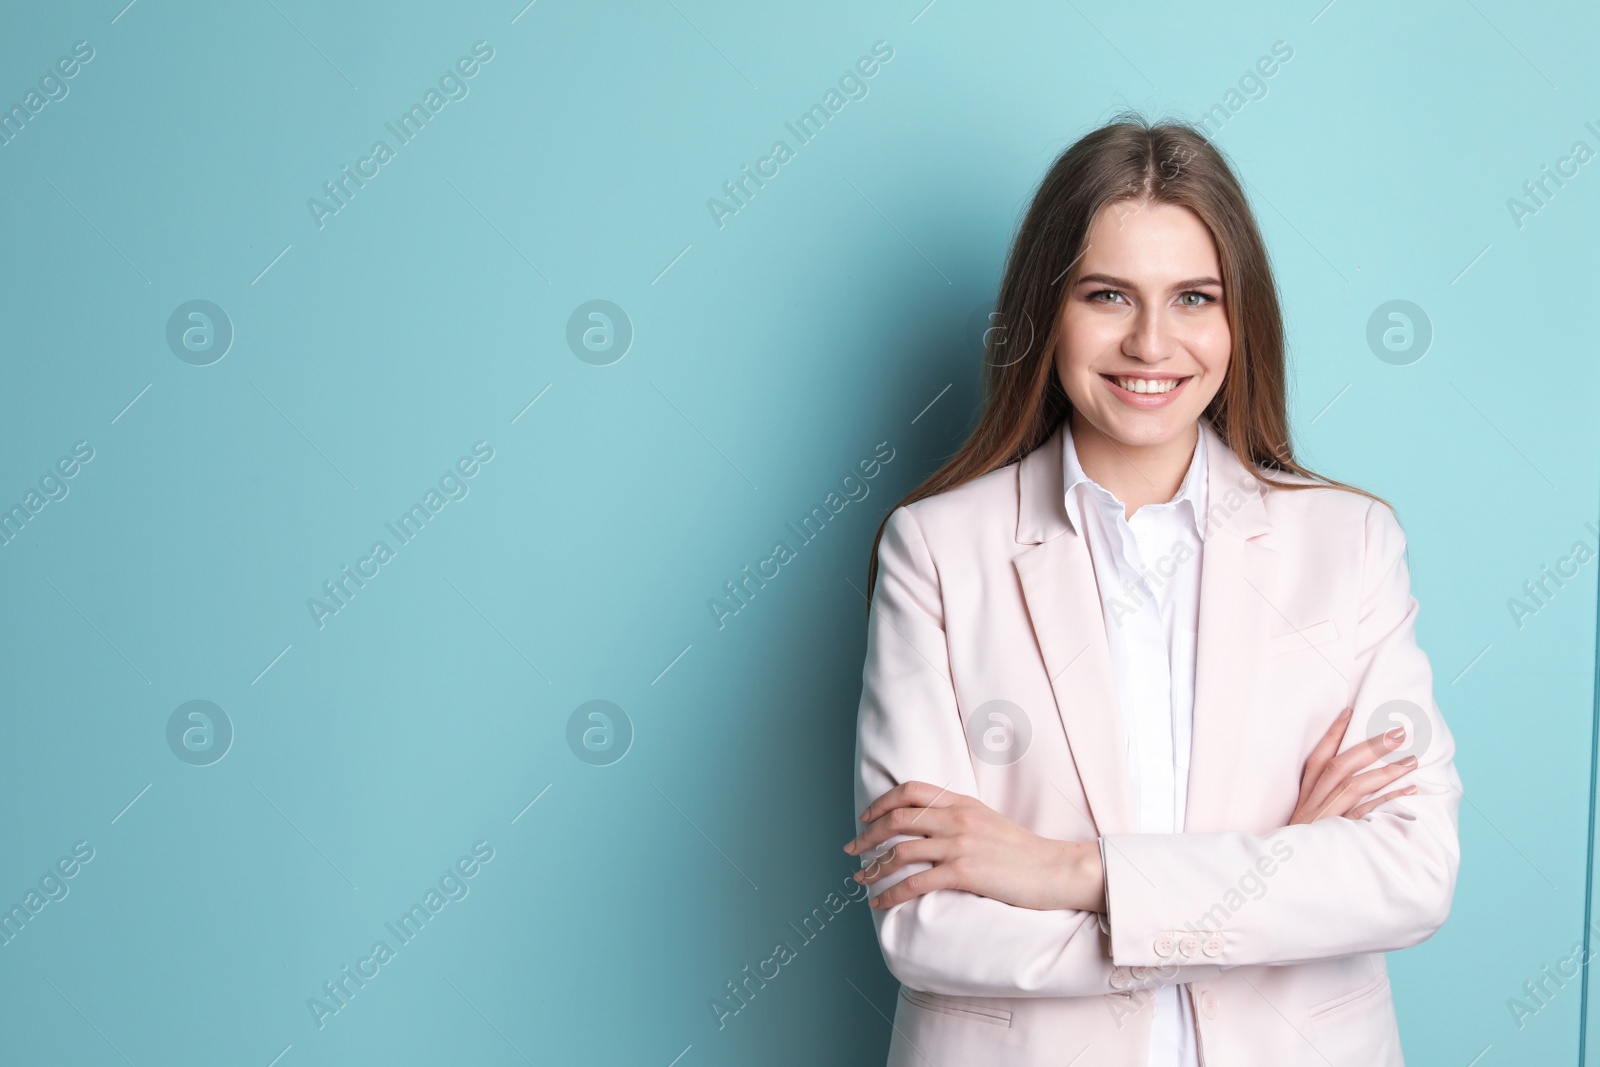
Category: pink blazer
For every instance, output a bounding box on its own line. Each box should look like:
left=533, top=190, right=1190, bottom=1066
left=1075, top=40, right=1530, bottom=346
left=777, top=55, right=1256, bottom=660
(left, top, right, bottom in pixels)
left=853, top=418, right=1462, bottom=1066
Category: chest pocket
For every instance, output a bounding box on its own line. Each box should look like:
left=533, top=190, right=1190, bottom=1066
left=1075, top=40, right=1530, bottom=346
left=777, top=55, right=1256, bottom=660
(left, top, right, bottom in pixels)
left=1267, top=618, right=1340, bottom=655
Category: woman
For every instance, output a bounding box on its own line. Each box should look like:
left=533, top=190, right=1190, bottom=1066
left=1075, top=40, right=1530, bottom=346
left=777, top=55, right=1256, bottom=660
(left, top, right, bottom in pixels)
left=844, top=114, right=1462, bottom=1066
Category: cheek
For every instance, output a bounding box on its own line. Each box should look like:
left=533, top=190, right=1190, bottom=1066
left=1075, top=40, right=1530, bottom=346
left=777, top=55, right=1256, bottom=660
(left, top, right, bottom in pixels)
left=1054, top=314, right=1113, bottom=380
left=1052, top=339, right=1097, bottom=406
left=1184, top=316, right=1232, bottom=373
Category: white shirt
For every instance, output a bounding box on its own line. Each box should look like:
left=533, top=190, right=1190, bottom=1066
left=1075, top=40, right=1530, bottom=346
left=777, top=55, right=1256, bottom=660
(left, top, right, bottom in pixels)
left=1063, top=418, right=1208, bottom=1067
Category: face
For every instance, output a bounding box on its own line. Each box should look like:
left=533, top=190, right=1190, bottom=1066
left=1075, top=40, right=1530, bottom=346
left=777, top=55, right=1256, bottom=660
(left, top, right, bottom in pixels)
left=1053, top=199, right=1231, bottom=451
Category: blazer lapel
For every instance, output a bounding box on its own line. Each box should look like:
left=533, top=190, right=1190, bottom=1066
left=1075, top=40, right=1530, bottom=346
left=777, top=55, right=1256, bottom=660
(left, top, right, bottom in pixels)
left=1011, top=418, right=1277, bottom=839
left=1185, top=421, right=1277, bottom=833
left=1014, top=422, right=1136, bottom=837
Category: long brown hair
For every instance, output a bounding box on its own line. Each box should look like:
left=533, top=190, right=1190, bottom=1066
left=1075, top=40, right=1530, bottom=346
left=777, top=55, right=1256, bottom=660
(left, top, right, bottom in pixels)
left=865, top=110, right=1387, bottom=602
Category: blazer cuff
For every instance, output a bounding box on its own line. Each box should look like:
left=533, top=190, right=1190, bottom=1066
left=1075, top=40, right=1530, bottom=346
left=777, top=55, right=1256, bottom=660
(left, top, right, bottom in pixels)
left=1097, top=836, right=1112, bottom=936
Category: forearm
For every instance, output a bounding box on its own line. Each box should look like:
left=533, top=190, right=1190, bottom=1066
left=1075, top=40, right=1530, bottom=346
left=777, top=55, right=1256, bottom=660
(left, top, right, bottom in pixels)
left=859, top=832, right=1221, bottom=998
left=1059, top=838, right=1105, bottom=913
left=1099, top=782, right=1460, bottom=968
left=866, top=842, right=1216, bottom=997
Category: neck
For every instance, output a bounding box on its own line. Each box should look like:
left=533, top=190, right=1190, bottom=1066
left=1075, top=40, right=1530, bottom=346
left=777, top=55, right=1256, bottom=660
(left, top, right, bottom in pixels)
left=1070, top=411, right=1200, bottom=519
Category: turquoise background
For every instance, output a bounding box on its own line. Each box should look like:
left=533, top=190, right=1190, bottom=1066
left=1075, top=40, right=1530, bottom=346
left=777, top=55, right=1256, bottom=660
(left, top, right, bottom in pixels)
left=0, top=1, right=1595, bottom=1064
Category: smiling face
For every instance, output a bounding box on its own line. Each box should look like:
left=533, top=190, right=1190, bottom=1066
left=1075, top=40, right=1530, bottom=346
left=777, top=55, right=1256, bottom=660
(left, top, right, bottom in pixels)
left=1053, top=198, right=1231, bottom=454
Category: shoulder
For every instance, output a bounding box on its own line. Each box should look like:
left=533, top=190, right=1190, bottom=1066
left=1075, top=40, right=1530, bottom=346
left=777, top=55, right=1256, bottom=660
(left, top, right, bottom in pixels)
left=895, top=459, right=1021, bottom=545
left=872, top=458, right=1024, bottom=583
left=1250, top=466, right=1405, bottom=561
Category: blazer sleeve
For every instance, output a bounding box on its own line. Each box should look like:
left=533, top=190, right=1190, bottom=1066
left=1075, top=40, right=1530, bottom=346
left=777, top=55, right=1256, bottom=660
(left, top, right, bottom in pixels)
left=854, top=505, right=1221, bottom=996
left=1098, top=499, right=1463, bottom=969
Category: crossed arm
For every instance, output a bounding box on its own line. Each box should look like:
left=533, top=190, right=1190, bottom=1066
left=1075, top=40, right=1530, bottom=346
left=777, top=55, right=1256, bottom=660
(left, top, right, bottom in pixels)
left=848, top=502, right=1462, bottom=996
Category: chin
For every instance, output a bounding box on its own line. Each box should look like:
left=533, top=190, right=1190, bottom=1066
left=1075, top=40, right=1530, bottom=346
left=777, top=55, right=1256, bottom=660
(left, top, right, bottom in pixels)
left=1098, top=412, right=1195, bottom=447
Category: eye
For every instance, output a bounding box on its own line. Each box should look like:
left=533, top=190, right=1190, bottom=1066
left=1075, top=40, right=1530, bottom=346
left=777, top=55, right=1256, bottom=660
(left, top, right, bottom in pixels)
left=1178, top=291, right=1217, bottom=308
left=1086, top=289, right=1127, bottom=305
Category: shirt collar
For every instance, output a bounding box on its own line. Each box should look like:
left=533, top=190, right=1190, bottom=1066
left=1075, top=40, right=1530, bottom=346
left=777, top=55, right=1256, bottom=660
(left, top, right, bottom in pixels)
left=1061, top=417, right=1210, bottom=538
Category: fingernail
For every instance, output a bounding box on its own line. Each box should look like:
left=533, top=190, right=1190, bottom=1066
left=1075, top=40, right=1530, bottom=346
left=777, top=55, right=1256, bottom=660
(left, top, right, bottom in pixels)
left=1341, top=707, right=1353, bottom=719
left=1400, top=755, right=1417, bottom=767
left=1385, top=727, right=1405, bottom=744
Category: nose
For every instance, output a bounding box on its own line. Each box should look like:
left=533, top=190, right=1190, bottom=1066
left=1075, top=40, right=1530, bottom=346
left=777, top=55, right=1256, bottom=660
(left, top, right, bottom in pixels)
left=1122, top=304, right=1179, bottom=363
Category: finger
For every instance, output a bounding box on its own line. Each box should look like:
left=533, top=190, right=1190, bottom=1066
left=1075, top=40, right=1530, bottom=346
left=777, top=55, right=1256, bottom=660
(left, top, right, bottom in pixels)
left=846, top=806, right=960, bottom=856
left=868, top=862, right=965, bottom=910
left=1304, top=726, right=1407, bottom=812
left=1327, top=726, right=1408, bottom=781
left=856, top=782, right=920, bottom=825
left=856, top=838, right=949, bottom=885
left=1342, top=755, right=1418, bottom=800
left=858, top=781, right=959, bottom=825
left=1294, top=789, right=1344, bottom=824
left=1299, top=707, right=1353, bottom=803
left=1315, top=706, right=1354, bottom=747
left=1318, top=754, right=1419, bottom=819
left=848, top=806, right=946, bottom=856
left=1300, top=766, right=1379, bottom=822
left=1345, top=785, right=1418, bottom=821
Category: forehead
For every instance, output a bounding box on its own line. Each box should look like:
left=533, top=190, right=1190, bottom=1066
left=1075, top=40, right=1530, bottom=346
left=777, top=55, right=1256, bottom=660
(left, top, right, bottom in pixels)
left=1079, top=200, right=1221, bottom=281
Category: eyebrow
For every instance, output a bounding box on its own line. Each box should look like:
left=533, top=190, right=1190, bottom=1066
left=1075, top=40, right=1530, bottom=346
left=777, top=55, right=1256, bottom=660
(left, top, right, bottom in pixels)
left=1074, top=273, right=1223, bottom=291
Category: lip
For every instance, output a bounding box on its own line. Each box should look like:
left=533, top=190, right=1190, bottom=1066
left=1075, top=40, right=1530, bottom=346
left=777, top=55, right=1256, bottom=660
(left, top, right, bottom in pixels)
left=1101, top=373, right=1192, bottom=408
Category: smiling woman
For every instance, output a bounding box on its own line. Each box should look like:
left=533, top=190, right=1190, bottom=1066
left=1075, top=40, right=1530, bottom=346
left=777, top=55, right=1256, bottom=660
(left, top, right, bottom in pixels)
left=847, top=112, right=1462, bottom=1067
left=1053, top=200, right=1232, bottom=483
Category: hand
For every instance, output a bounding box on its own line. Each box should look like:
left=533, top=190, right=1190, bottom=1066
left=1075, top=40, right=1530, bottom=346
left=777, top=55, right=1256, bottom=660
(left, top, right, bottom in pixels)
left=1289, top=706, right=1418, bottom=825
left=843, top=781, right=1103, bottom=912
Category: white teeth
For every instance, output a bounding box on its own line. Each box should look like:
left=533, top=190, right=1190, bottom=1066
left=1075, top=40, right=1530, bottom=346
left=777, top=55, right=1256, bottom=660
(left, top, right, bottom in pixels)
left=1114, top=376, right=1182, bottom=394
